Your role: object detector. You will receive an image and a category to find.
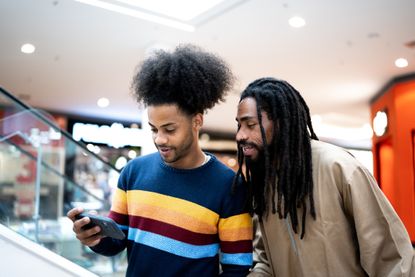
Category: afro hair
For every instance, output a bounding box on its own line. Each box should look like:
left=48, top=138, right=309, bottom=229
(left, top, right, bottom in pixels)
left=131, top=44, right=234, bottom=115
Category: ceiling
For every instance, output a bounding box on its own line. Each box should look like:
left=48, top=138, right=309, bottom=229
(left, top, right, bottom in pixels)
left=1, top=0, right=415, bottom=144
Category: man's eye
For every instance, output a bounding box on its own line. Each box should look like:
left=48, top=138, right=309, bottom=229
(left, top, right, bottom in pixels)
left=166, top=129, right=175, bottom=133
left=247, top=123, right=256, bottom=128
left=151, top=129, right=157, bottom=133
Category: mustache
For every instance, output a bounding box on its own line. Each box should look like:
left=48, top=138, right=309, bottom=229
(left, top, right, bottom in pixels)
left=155, top=144, right=173, bottom=149
left=237, top=140, right=258, bottom=148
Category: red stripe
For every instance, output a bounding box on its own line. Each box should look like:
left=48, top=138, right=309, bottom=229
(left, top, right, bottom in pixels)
left=109, top=210, right=128, bottom=225
left=220, top=240, right=253, bottom=254
left=130, top=215, right=218, bottom=245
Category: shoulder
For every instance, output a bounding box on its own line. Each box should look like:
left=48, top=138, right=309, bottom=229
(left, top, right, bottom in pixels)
left=311, top=140, right=359, bottom=167
left=121, top=152, right=160, bottom=175
left=311, top=139, right=370, bottom=184
left=207, top=154, right=236, bottom=180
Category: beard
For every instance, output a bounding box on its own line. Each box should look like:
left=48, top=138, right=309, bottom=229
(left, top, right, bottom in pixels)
left=245, top=147, right=266, bottom=192
left=245, top=147, right=265, bottom=173
left=244, top=143, right=276, bottom=216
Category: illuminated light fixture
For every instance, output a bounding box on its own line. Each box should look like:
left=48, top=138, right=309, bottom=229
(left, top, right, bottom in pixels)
left=199, top=133, right=210, bottom=142
left=227, top=158, right=237, bottom=167
left=128, top=149, right=137, bottom=159
left=114, top=0, right=225, bottom=21
left=73, top=0, right=198, bottom=31
left=312, top=119, right=373, bottom=141
left=288, top=16, right=306, bottom=28
left=394, top=58, right=408, bottom=68
left=21, top=43, right=36, bottom=54
left=373, top=110, right=388, bottom=137
left=97, top=97, right=110, bottom=108
left=115, top=156, right=128, bottom=169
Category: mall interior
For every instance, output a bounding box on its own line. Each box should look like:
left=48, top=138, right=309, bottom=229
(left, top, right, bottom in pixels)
left=1, top=0, right=415, bottom=276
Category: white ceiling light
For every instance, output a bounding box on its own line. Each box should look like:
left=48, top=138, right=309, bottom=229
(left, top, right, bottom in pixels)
left=21, top=43, right=35, bottom=54
left=74, top=0, right=196, bottom=31
left=97, top=97, right=110, bottom=108
left=394, top=58, right=408, bottom=68
left=289, top=16, right=306, bottom=28
left=114, top=0, right=225, bottom=21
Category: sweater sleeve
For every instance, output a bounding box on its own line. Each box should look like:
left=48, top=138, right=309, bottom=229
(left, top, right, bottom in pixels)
left=218, top=181, right=253, bottom=276
left=342, top=166, right=414, bottom=276
left=90, top=167, right=130, bottom=256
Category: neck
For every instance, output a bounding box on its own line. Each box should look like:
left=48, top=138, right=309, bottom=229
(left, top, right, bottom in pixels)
left=168, top=144, right=206, bottom=169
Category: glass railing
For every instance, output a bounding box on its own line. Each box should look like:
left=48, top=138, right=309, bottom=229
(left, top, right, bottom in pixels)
left=0, top=87, right=127, bottom=276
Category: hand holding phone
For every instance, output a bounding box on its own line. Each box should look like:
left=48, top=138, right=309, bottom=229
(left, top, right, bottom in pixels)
left=75, top=213, right=125, bottom=240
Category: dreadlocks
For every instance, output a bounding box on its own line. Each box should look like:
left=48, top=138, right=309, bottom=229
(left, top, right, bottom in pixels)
left=234, top=77, right=318, bottom=239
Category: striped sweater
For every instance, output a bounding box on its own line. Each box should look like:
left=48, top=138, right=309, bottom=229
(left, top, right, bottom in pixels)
left=91, top=152, right=253, bottom=276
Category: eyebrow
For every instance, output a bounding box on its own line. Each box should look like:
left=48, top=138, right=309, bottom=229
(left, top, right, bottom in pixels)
left=235, top=115, right=256, bottom=122
left=148, top=122, right=176, bottom=128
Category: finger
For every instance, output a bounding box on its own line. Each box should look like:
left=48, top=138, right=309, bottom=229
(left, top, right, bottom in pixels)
left=67, top=207, right=84, bottom=222
left=80, top=233, right=104, bottom=247
left=76, top=226, right=101, bottom=240
left=73, top=216, right=93, bottom=233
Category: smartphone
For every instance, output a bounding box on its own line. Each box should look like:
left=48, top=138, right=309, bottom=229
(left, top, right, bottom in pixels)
left=75, top=213, right=125, bottom=240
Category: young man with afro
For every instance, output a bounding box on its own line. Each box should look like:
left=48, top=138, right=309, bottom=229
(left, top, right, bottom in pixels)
left=68, top=45, right=253, bottom=276
left=234, top=77, right=414, bottom=276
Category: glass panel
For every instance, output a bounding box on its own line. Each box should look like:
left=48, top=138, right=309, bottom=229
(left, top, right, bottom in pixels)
left=0, top=87, right=127, bottom=275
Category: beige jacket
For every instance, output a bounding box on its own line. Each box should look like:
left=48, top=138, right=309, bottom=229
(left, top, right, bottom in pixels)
left=249, top=140, right=414, bottom=277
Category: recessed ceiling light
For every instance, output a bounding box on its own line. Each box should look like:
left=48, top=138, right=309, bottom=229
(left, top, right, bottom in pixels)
left=394, top=58, right=408, bottom=68
left=21, top=43, right=36, bottom=54
left=97, top=97, right=110, bottom=108
left=288, top=16, right=306, bottom=28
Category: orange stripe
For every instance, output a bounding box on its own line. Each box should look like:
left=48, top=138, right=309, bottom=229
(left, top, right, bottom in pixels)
left=220, top=227, right=253, bottom=241
left=129, top=202, right=218, bottom=234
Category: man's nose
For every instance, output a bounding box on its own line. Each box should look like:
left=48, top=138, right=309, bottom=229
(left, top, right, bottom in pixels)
left=236, top=129, right=247, bottom=142
left=154, top=133, right=167, bottom=145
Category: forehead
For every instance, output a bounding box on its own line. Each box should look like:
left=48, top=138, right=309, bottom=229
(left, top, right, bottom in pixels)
left=237, top=97, right=258, bottom=118
left=147, top=104, right=187, bottom=124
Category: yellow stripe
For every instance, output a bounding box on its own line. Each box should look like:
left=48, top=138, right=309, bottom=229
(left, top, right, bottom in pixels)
left=110, top=188, right=127, bottom=214
left=127, top=190, right=219, bottom=226
left=218, top=214, right=253, bottom=241
left=219, top=213, right=252, bottom=230
left=129, top=202, right=217, bottom=234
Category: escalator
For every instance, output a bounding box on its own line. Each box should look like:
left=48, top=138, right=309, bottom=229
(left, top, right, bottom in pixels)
left=0, top=87, right=127, bottom=276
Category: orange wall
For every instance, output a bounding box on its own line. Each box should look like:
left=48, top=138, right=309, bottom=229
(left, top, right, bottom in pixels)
left=378, top=140, right=394, bottom=203
left=371, top=78, right=415, bottom=243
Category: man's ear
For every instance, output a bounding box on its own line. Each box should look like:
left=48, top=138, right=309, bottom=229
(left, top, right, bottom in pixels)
left=193, top=113, right=204, bottom=130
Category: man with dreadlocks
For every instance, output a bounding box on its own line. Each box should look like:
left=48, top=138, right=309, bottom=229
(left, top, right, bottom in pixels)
left=234, top=77, right=414, bottom=276
left=68, top=45, right=253, bottom=276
